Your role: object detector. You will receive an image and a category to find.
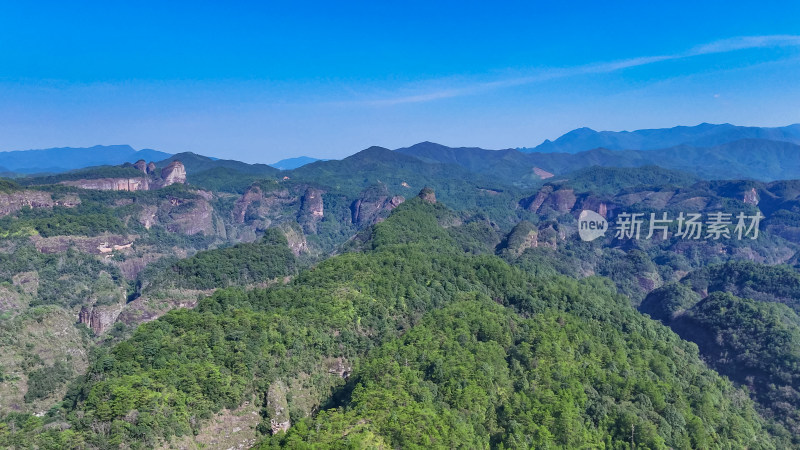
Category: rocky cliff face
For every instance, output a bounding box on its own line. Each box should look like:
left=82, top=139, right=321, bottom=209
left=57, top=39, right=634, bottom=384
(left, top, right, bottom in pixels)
left=78, top=301, right=125, bottom=335
left=233, top=185, right=296, bottom=224
left=61, top=177, right=150, bottom=191
left=163, top=197, right=219, bottom=236
left=578, top=197, right=611, bottom=217
left=297, top=188, right=324, bottom=233
left=160, top=161, right=187, bottom=187
left=0, top=191, right=59, bottom=216
left=743, top=187, right=759, bottom=205
left=351, top=185, right=405, bottom=226
left=59, top=160, right=185, bottom=192
left=127, top=191, right=223, bottom=237
left=281, top=223, right=309, bottom=256
left=31, top=234, right=133, bottom=255
left=134, top=159, right=148, bottom=173
left=418, top=187, right=437, bottom=203
left=522, top=186, right=576, bottom=213
left=523, top=182, right=770, bottom=222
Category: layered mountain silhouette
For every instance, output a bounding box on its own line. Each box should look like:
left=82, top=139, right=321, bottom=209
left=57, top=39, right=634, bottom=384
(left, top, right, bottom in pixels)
left=5, top=123, right=800, bottom=182
left=523, top=122, right=800, bottom=153
left=270, top=156, right=322, bottom=170
left=397, top=137, right=800, bottom=182
left=0, top=145, right=171, bottom=173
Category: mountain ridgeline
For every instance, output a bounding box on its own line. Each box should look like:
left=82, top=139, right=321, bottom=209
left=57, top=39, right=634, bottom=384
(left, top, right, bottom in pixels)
left=523, top=122, right=800, bottom=153
left=0, top=145, right=172, bottom=174
left=5, top=122, right=800, bottom=182
left=397, top=137, right=800, bottom=183
left=2, top=123, right=800, bottom=448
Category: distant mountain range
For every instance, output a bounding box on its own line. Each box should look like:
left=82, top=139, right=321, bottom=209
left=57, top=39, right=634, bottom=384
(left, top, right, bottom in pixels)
left=4, top=123, right=800, bottom=182
left=0, top=145, right=171, bottom=173
left=270, top=156, right=322, bottom=170
left=0, top=145, right=324, bottom=174
left=522, top=123, right=800, bottom=153
left=402, top=138, right=800, bottom=182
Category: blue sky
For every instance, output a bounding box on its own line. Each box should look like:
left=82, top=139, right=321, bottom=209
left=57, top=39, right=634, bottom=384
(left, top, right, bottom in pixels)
left=1, top=1, right=799, bottom=163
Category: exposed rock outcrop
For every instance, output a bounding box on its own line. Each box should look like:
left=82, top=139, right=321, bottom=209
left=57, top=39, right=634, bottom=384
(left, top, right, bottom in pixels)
left=126, top=190, right=222, bottom=237
left=418, top=187, right=436, bottom=203
left=164, top=197, right=217, bottom=235
left=61, top=177, right=150, bottom=191
left=160, top=161, right=186, bottom=187
left=523, top=185, right=552, bottom=213
left=138, top=205, right=158, bottom=229
left=59, top=160, right=185, bottom=191
left=522, top=186, right=576, bottom=214
left=233, top=184, right=295, bottom=224
left=281, top=223, right=309, bottom=256
left=30, top=234, right=135, bottom=255
left=78, top=301, right=125, bottom=335
left=116, top=289, right=206, bottom=326
left=351, top=185, right=405, bottom=226
left=0, top=191, right=57, bottom=216
left=579, top=197, right=611, bottom=217
left=743, top=187, right=759, bottom=205
left=297, top=188, right=324, bottom=233
left=266, top=381, right=291, bottom=434
left=55, top=194, right=82, bottom=208
left=133, top=159, right=147, bottom=173
left=234, top=187, right=266, bottom=223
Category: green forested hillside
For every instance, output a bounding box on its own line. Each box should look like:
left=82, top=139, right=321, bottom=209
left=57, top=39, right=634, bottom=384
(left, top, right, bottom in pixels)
left=641, top=261, right=800, bottom=439
left=557, top=165, right=700, bottom=195
left=261, top=297, right=772, bottom=449
left=682, top=260, right=800, bottom=312
left=147, top=228, right=298, bottom=291
left=0, top=197, right=787, bottom=448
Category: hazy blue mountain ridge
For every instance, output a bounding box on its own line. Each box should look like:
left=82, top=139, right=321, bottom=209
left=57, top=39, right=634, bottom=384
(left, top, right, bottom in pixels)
left=524, top=123, right=800, bottom=153
left=270, top=156, right=322, bottom=170
left=0, top=145, right=171, bottom=173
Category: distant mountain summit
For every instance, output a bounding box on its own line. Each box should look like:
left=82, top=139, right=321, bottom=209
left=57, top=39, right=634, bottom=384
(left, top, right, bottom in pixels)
left=524, top=123, right=800, bottom=153
left=0, top=145, right=172, bottom=174
left=270, top=156, right=322, bottom=170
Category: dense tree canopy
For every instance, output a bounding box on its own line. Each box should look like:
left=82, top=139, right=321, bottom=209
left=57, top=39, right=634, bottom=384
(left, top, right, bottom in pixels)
left=0, top=198, right=788, bottom=448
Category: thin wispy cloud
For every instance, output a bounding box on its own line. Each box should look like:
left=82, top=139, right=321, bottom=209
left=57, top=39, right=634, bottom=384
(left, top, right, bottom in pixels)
left=361, top=35, right=800, bottom=106
left=688, top=35, right=800, bottom=56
